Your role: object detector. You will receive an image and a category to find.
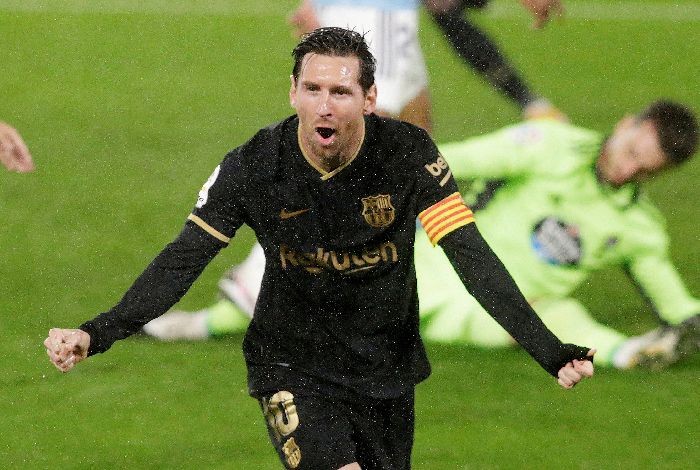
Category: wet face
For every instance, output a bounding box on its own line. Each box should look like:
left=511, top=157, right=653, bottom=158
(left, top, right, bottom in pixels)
left=290, top=53, right=376, bottom=170
left=597, top=117, right=669, bottom=187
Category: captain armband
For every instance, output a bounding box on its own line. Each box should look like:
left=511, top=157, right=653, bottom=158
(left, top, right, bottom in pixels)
left=418, top=192, right=475, bottom=245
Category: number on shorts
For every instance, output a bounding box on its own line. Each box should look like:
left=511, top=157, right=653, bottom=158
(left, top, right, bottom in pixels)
left=263, top=391, right=300, bottom=440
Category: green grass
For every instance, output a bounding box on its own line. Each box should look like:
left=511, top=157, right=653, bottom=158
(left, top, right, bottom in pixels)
left=1, top=1, right=698, bottom=468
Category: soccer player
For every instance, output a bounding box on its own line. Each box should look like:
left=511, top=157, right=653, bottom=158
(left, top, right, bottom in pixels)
left=0, top=121, right=34, bottom=173
left=418, top=100, right=700, bottom=369
left=146, top=100, right=699, bottom=370
left=45, top=28, right=593, bottom=469
left=144, top=0, right=568, bottom=344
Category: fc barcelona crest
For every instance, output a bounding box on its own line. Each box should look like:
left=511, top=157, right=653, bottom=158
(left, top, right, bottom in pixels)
left=361, top=194, right=395, bottom=228
left=282, top=437, right=302, bottom=468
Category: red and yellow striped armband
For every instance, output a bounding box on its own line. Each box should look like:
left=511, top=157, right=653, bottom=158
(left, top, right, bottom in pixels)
left=418, top=192, right=475, bottom=245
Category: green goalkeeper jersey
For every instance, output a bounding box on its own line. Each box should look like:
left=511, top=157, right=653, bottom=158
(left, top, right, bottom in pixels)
left=438, top=120, right=699, bottom=324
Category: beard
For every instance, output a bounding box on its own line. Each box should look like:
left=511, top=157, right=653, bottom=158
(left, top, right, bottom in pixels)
left=319, top=152, right=345, bottom=171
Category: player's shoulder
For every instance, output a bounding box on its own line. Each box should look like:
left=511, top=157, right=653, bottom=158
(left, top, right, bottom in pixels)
left=235, top=116, right=292, bottom=163
left=504, top=120, right=603, bottom=171
left=502, top=120, right=599, bottom=146
left=220, top=116, right=295, bottom=178
left=369, top=114, right=436, bottom=164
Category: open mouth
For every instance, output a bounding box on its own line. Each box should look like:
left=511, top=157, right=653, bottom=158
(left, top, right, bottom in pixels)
left=315, top=126, right=336, bottom=145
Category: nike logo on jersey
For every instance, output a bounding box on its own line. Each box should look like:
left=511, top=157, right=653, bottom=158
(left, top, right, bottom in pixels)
left=280, top=208, right=310, bottom=220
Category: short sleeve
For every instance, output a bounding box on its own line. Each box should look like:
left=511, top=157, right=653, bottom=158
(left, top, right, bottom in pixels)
left=188, top=149, right=247, bottom=244
left=413, top=128, right=475, bottom=245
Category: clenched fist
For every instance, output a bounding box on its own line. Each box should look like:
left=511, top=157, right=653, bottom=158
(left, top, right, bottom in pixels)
left=44, top=328, right=90, bottom=373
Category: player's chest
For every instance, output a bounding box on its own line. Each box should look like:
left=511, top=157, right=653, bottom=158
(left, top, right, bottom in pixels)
left=248, top=174, right=416, bottom=247
left=522, top=180, right=630, bottom=267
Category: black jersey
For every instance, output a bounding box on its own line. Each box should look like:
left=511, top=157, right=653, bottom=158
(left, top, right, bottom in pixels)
left=190, top=114, right=466, bottom=398
left=80, top=114, right=590, bottom=399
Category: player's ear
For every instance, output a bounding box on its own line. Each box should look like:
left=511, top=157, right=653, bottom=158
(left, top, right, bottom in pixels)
left=289, top=74, right=298, bottom=107
left=363, top=83, right=377, bottom=115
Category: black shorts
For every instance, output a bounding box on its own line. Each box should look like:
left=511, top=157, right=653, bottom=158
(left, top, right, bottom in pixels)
left=259, top=389, right=415, bottom=470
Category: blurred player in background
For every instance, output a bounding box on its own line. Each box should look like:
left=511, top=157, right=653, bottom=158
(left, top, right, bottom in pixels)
left=146, top=100, right=700, bottom=371
left=418, top=99, right=699, bottom=369
left=0, top=121, right=34, bottom=173
left=425, top=0, right=567, bottom=120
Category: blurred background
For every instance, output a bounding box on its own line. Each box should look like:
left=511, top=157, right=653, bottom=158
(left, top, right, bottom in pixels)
left=1, top=0, right=698, bottom=467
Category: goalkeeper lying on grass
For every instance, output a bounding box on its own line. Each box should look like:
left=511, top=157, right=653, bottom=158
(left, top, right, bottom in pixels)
left=145, top=100, right=699, bottom=370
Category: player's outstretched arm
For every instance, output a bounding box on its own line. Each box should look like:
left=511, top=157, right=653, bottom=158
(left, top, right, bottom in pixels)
left=0, top=121, right=35, bottom=173
left=520, top=0, right=565, bottom=29
left=44, top=328, right=90, bottom=373
left=45, top=221, right=226, bottom=361
left=557, top=350, right=595, bottom=389
left=438, top=223, right=593, bottom=381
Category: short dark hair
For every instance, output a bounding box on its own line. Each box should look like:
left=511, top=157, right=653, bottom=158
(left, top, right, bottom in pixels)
left=640, top=100, right=698, bottom=165
left=292, top=27, right=376, bottom=93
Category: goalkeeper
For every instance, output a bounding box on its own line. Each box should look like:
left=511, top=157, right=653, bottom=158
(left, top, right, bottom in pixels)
left=145, top=100, right=699, bottom=369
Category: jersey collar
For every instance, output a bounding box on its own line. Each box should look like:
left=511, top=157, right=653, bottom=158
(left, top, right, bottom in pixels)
left=297, top=117, right=366, bottom=181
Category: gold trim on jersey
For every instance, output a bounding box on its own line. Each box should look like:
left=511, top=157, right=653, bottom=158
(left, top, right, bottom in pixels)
left=187, top=213, right=231, bottom=244
left=418, top=192, right=474, bottom=245
left=297, top=119, right=365, bottom=181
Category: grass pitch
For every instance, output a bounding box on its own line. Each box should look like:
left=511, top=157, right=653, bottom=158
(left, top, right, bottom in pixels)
left=1, top=1, right=698, bottom=468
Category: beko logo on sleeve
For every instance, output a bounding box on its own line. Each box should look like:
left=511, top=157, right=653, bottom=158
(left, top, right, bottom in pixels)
left=424, top=154, right=452, bottom=187
left=196, top=165, right=221, bottom=208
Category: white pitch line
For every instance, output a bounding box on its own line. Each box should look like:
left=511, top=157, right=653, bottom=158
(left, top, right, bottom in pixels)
left=0, top=0, right=699, bottom=22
